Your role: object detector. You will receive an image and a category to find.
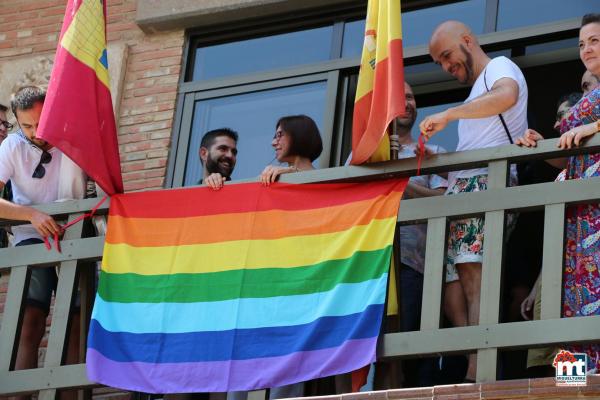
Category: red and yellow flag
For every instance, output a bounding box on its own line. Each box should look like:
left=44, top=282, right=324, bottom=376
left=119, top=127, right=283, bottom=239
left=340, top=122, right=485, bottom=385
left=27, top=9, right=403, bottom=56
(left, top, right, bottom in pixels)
left=38, top=0, right=123, bottom=195
left=351, top=0, right=405, bottom=165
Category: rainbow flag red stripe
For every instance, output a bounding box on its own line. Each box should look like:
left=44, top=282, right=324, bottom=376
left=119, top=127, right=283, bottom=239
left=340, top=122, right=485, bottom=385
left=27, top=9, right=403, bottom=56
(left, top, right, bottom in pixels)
left=86, top=180, right=407, bottom=393
left=351, top=0, right=405, bottom=164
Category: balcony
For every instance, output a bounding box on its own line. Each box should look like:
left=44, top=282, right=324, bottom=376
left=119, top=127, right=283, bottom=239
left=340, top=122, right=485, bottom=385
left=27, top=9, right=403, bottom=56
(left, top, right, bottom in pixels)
left=1, top=136, right=600, bottom=399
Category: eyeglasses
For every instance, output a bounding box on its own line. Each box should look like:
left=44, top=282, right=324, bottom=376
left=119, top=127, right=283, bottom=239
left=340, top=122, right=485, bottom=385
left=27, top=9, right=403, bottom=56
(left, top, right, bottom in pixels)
left=32, top=151, right=52, bottom=179
left=273, top=131, right=284, bottom=141
left=0, top=120, right=13, bottom=130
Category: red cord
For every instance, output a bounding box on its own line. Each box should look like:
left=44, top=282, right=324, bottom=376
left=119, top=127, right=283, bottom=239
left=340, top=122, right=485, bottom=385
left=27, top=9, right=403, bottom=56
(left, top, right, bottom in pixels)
left=416, top=133, right=428, bottom=176
left=43, top=195, right=108, bottom=253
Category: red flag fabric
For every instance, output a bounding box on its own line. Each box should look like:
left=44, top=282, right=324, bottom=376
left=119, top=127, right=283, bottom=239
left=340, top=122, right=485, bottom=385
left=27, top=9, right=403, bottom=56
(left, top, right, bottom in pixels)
left=351, top=0, right=405, bottom=165
left=38, top=0, right=123, bottom=195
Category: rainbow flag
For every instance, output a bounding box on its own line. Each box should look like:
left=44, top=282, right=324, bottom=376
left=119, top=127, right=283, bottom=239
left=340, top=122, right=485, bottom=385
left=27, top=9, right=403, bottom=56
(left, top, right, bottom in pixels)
left=87, top=180, right=406, bottom=393
left=351, top=0, right=405, bottom=165
left=38, top=0, right=123, bottom=195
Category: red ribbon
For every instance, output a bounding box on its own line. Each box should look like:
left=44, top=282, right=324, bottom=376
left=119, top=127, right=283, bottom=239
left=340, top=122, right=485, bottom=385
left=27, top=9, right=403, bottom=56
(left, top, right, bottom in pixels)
left=43, top=195, right=108, bottom=253
left=416, top=133, right=428, bottom=176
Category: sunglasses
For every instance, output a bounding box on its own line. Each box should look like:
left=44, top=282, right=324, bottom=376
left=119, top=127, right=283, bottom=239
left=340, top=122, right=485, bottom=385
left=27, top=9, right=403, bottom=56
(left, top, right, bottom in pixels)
left=0, top=120, right=13, bottom=130
left=32, top=150, right=52, bottom=179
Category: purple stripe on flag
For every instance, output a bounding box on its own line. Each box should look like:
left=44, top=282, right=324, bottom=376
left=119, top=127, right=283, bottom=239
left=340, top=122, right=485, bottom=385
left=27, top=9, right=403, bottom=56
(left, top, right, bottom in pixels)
left=86, top=337, right=377, bottom=393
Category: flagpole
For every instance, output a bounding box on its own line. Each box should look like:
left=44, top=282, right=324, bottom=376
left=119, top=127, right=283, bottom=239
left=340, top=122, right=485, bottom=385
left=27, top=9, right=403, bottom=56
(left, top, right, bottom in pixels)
left=389, top=121, right=399, bottom=160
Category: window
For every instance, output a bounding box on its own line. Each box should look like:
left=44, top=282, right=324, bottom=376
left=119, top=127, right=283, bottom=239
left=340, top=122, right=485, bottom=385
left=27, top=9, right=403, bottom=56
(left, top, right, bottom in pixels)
left=169, top=1, right=587, bottom=187
left=402, top=0, right=486, bottom=47
left=183, top=82, right=328, bottom=185
left=190, top=26, right=334, bottom=81
left=341, top=0, right=486, bottom=59
left=496, top=0, right=600, bottom=31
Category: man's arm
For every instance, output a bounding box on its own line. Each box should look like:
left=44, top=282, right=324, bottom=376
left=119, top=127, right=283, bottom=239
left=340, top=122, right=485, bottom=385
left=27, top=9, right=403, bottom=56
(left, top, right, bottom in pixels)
left=402, top=184, right=445, bottom=199
left=0, top=181, right=62, bottom=237
left=419, top=77, right=519, bottom=137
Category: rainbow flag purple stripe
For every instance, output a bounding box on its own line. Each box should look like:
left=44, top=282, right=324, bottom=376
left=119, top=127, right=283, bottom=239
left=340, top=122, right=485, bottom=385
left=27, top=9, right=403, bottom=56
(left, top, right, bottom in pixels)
left=86, top=180, right=406, bottom=392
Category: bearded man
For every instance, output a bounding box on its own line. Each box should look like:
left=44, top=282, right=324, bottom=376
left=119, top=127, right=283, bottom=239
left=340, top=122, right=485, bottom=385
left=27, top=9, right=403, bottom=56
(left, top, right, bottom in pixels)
left=198, top=128, right=238, bottom=189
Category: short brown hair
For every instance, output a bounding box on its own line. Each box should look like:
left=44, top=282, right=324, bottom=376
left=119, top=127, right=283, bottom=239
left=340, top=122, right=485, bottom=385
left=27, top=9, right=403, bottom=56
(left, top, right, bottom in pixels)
left=276, top=115, right=323, bottom=162
left=10, top=86, right=46, bottom=117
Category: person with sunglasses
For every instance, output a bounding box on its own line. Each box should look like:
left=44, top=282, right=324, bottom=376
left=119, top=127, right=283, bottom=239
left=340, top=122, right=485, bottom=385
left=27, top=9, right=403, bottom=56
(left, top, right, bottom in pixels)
left=0, top=86, right=83, bottom=398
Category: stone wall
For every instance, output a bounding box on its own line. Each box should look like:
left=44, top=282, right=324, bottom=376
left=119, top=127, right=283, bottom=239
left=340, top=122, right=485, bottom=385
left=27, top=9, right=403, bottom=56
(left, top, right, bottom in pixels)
left=0, top=0, right=184, bottom=192
left=0, top=0, right=185, bottom=381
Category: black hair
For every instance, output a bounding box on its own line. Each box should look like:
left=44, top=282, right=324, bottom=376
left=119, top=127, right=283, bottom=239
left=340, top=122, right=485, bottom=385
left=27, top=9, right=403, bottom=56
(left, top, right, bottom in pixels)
left=582, top=13, right=600, bottom=27
left=556, top=92, right=582, bottom=109
left=10, top=86, right=46, bottom=117
left=199, top=128, right=238, bottom=164
left=0, top=103, right=7, bottom=113
left=276, top=115, right=322, bottom=162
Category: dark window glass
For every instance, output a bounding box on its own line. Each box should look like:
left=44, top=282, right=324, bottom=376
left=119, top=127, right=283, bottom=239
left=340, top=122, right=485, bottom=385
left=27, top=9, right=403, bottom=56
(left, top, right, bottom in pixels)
left=497, top=0, right=600, bottom=31
left=341, top=0, right=486, bottom=57
left=191, top=26, right=334, bottom=81
left=184, top=82, right=327, bottom=185
left=525, top=37, right=578, bottom=55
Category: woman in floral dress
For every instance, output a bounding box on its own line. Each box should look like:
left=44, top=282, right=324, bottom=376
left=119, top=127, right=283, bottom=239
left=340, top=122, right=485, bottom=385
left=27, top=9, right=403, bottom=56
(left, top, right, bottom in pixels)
left=517, top=13, right=600, bottom=373
left=557, top=14, right=600, bottom=373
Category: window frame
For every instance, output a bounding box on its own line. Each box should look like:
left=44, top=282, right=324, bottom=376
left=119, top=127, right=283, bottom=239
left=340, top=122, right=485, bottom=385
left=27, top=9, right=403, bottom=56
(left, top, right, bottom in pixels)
left=165, top=0, right=582, bottom=188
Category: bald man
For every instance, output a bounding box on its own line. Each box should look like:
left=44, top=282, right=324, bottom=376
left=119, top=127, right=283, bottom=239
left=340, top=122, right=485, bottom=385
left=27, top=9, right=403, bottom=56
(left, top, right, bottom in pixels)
left=419, top=21, right=528, bottom=382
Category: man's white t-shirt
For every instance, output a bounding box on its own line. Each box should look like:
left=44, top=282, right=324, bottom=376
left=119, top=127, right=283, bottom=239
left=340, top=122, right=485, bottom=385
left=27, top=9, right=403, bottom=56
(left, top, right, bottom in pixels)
left=450, top=56, right=528, bottom=186
left=0, top=131, right=62, bottom=244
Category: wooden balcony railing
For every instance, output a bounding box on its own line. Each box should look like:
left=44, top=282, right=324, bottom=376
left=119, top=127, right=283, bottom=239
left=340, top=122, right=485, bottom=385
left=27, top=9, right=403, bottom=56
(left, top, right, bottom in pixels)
left=1, top=135, right=600, bottom=398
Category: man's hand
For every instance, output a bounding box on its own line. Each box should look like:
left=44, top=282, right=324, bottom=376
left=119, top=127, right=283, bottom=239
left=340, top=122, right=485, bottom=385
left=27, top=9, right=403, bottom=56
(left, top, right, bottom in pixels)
left=520, top=284, right=538, bottom=320
left=515, top=129, right=544, bottom=147
left=30, top=209, right=61, bottom=238
left=419, top=110, right=451, bottom=139
left=205, top=173, right=226, bottom=190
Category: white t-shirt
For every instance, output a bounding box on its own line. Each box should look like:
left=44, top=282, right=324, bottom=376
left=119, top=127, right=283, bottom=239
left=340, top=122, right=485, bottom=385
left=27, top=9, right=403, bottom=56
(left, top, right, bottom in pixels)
left=450, top=56, right=528, bottom=186
left=0, top=131, right=63, bottom=244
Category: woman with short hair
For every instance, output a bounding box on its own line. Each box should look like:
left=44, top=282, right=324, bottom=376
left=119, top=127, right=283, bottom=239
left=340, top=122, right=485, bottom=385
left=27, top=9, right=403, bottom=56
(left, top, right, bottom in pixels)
left=260, top=114, right=322, bottom=186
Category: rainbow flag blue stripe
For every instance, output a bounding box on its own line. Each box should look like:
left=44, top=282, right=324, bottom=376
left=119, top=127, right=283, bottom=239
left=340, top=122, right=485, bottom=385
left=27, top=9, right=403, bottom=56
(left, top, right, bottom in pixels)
left=86, top=180, right=406, bottom=393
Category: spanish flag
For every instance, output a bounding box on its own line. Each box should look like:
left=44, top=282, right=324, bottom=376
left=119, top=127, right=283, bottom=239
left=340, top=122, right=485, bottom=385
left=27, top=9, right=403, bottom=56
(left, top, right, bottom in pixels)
left=38, top=0, right=123, bottom=195
left=351, top=0, right=405, bottom=165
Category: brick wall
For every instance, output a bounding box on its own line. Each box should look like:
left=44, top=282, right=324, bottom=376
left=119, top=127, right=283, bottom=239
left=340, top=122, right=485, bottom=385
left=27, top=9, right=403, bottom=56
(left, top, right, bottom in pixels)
left=0, top=0, right=185, bottom=385
left=0, top=0, right=185, bottom=192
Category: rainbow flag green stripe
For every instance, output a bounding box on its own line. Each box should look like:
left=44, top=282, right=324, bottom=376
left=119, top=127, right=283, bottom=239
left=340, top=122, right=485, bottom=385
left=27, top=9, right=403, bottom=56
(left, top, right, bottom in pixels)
left=98, top=246, right=391, bottom=303
left=87, top=180, right=407, bottom=393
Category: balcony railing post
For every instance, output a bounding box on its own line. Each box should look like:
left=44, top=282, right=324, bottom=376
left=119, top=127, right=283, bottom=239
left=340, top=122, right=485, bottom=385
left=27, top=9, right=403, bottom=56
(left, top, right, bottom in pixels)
left=0, top=265, right=29, bottom=372
left=420, top=217, right=447, bottom=331
left=38, top=213, right=85, bottom=400
left=540, top=203, right=566, bottom=320
left=476, top=160, right=508, bottom=382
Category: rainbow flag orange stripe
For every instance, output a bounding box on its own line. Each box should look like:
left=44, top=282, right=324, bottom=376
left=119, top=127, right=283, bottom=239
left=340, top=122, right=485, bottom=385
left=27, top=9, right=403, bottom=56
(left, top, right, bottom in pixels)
left=351, top=0, right=405, bottom=164
left=87, top=180, right=407, bottom=393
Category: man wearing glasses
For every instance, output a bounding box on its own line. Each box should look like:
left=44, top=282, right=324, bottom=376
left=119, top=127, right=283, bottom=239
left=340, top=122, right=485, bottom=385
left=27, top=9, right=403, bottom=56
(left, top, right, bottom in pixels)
left=0, top=86, right=78, bottom=387
left=0, top=103, right=11, bottom=144
left=0, top=103, right=12, bottom=248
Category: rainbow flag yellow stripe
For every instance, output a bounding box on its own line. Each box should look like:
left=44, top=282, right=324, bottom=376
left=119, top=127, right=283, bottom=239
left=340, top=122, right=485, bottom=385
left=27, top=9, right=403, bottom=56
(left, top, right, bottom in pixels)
left=87, top=180, right=407, bottom=393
